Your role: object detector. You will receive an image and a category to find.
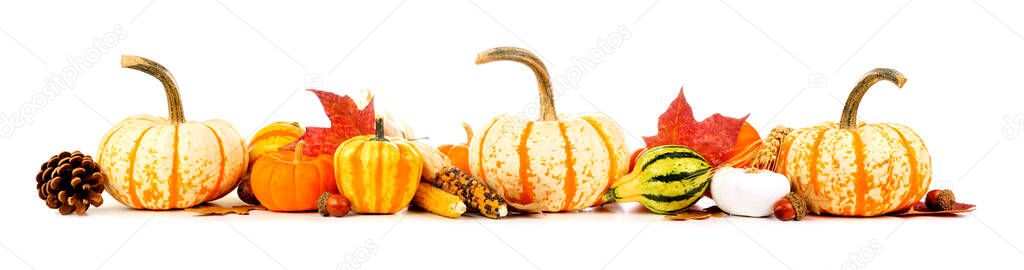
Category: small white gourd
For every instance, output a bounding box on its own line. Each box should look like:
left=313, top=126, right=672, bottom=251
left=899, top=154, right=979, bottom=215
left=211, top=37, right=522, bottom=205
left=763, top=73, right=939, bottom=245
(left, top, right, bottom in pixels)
left=710, top=167, right=790, bottom=217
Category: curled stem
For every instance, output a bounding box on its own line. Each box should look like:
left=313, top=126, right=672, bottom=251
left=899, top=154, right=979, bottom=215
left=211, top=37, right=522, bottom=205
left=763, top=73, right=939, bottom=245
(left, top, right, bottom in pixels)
left=476, top=47, right=557, bottom=121
left=121, top=55, right=186, bottom=124
left=840, top=68, right=907, bottom=129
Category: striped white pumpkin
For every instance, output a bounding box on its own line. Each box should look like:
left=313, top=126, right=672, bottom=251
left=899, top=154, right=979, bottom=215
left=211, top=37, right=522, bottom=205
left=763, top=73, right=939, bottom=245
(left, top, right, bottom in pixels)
left=98, top=116, right=247, bottom=209
left=470, top=114, right=628, bottom=212
left=776, top=68, right=931, bottom=216
left=470, top=47, right=629, bottom=212
left=97, top=55, right=248, bottom=210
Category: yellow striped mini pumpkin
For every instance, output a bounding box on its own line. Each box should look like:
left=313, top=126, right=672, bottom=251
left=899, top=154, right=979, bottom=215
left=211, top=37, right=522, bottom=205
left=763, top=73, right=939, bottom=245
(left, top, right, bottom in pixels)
left=97, top=56, right=248, bottom=210
left=334, top=119, right=423, bottom=214
left=469, top=47, right=629, bottom=212
left=777, top=68, right=931, bottom=216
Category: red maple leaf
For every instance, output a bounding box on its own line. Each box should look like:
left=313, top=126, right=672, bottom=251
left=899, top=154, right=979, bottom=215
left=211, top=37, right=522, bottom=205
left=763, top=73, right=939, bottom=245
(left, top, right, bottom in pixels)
left=643, top=88, right=749, bottom=166
left=285, top=89, right=375, bottom=157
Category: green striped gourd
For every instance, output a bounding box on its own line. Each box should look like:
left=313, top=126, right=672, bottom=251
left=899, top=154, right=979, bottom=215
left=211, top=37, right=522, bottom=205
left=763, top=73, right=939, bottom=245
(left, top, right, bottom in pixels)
left=602, top=145, right=712, bottom=214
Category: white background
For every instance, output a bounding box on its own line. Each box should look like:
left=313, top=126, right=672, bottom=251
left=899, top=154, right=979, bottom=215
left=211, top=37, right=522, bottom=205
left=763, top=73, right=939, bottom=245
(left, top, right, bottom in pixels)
left=1, top=1, right=1022, bottom=269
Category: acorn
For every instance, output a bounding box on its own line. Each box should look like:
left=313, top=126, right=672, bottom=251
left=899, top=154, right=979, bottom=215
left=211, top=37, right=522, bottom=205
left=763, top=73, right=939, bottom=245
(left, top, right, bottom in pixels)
left=317, top=192, right=351, bottom=217
left=925, top=189, right=956, bottom=211
left=772, top=192, right=807, bottom=221
left=236, top=177, right=260, bottom=206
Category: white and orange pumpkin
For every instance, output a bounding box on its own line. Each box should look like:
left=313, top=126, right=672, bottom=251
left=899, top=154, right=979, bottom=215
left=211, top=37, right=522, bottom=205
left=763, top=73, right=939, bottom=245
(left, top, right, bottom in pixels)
left=469, top=47, right=629, bottom=212
left=776, top=68, right=931, bottom=216
left=97, top=55, right=248, bottom=210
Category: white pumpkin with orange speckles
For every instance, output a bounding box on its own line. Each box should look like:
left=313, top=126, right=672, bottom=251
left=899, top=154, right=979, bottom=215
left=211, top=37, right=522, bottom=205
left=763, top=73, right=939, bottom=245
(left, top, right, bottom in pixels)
left=776, top=68, right=931, bottom=216
left=97, top=56, right=248, bottom=210
left=469, top=47, right=629, bottom=212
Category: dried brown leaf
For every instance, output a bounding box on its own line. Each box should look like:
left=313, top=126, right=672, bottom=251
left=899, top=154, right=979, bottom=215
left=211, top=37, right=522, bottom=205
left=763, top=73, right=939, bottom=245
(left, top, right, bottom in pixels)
left=185, top=204, right=266, bottom=216
left=666, top=210, right=712, bottom=221
left=891, top=202, right=975, bottom=216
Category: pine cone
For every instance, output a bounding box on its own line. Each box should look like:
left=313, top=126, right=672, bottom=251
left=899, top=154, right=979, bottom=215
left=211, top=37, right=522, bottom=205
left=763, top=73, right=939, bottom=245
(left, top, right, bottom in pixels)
left=36, top=151, right=105, bottom=215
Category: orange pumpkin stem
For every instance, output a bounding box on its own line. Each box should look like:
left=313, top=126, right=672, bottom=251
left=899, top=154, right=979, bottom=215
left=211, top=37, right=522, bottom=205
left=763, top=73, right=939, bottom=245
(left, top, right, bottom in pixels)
left=293, top=141, right=306, bottom=163
left=476, top=47, right=558, bottom=121
left=373, top=118, right=389, bottom=142
left=121, top=55, right=186, bottom=124
left=461, top=122, right=474, bottom=145
left=839, top=68, right=907, bottom=130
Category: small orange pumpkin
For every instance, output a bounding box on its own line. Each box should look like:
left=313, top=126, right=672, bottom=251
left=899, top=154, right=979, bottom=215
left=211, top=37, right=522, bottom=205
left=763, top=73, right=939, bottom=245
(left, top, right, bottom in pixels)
left=250, top=141, right=337, bottom=212
left=438, top=123, right=473, bottom=173
left=719, top=121, right=763, bottom=168
left=334, top=119, right=423, bottom=214
left=776, top=68, right=931, bottom=216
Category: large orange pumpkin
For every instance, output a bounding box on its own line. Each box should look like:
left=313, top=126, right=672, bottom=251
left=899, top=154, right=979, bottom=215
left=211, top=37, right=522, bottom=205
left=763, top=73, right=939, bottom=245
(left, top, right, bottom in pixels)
left=469, top=47, right=629, bottom=212
left=776, top=68, right=931, bottom=216
left=250, top=141, right=337, bottom=212
left=334, top=119, right=423, bottom=214
left=97, top=55, right=248, bottom=210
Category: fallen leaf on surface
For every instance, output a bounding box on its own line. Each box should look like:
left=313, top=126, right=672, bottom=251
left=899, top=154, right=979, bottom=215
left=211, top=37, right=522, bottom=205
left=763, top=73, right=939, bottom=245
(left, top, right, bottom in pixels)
left=891, top=202, right=975, bottom=216
left=666, top=210, right=711, bottom=221
left=185, top=204, right=266, bottom=216
left=704, top=205, right=727, bottom=218
left=282, top=89, right=375, bottom=157
left=643, top=88, right=749, bottom=166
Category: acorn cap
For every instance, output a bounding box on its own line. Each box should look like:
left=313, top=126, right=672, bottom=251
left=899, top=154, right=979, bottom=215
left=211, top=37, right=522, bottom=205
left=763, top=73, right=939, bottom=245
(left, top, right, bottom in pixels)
left=316, top=192, right=331, bottom=217
left=785, top=192, right=807, bottom=221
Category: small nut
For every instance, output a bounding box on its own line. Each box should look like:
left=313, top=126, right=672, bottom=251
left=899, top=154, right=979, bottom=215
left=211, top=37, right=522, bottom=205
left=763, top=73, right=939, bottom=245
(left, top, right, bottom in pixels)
left=773, top=192, right=807, bottom=221
left=925, top=189, right=955, bottom=211
left=317, top=192, right=351, bottom=217
left=773, top=198, right=796, bottom=221
left=236, top=177, right=260, bottom=206
left=326, top=195, right=351, bottom=217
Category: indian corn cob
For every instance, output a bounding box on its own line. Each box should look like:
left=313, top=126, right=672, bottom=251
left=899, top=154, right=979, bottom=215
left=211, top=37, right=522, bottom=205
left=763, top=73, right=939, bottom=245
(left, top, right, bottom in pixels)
left=413, top=141, right=509, bottom=219
left=433, top=166, right=508, bottom=218
left=413, top=183, right=466, bottom=218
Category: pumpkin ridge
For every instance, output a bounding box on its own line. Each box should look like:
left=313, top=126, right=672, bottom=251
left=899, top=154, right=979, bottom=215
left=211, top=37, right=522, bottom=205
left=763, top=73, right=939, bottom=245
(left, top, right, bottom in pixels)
left=392, top=143, right=416, bottom=213
left=851, top=130, right=868, bottom=216
left=558, top=122, right=577, bottom=211
left=808, top=128, right=828, bottom=200
left=126, top=126, right=156, bottom=208
left=887, top=125, right=920, bottom=211
left=97, top=124, right=128, bottom=165
left=264, top=161, right=283, bottom=209
left=516, top=121, right=536, bottom=205
left=477, top=119, right=497, bottom=190
left=374, top=143, right=386, bottom=212
left=582, top=117, right=616, bottom=206
left=349, top=142, right=367, bottom=210
left=201, top=124, right=227, bottom=202
left=306, top=159, right=322, bottom=209
left=381, top=144, right=397, bottom=212
left=871, top=126, right=901, bottom=212
left=281, top=158, right=296, bottom=210
left=167, top=125, right=182, bottom=208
